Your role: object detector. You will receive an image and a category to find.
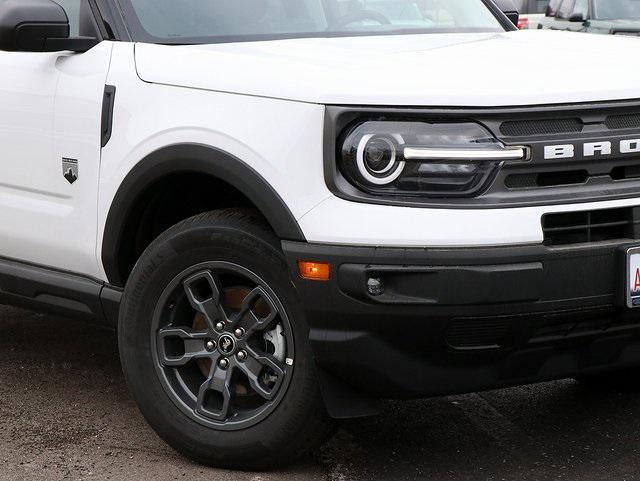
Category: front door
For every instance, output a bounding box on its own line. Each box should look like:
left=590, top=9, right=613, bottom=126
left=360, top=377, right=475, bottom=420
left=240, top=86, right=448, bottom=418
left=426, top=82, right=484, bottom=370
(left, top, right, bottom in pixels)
left=0, top=0, right=112, bottom=277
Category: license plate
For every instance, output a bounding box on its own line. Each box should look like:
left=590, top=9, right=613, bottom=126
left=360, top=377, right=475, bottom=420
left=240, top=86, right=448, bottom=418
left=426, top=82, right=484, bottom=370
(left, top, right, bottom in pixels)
left=627, top=247, right=640, bottom=308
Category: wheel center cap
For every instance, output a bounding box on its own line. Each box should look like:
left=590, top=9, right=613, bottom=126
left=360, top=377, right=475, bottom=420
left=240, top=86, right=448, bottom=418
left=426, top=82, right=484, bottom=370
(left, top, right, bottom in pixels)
left=218, top=334, right=236, bottom=355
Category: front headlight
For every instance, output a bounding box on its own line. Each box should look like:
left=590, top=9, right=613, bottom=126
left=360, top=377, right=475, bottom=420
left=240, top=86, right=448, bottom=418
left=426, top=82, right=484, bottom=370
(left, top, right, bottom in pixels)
left=339, top=121, right=527, bottom=198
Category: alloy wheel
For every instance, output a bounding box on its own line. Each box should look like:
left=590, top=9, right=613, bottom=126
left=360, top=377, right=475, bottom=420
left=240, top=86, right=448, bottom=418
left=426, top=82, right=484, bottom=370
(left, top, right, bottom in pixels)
left=151, top=261, right=294, bottom=430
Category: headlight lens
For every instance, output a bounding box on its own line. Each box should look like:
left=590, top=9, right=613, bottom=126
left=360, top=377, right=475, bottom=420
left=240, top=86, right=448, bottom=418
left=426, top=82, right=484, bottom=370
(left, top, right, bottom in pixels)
left=357, top=133, right=405, bottom=185
left=339, top=121, right=526, bottom=198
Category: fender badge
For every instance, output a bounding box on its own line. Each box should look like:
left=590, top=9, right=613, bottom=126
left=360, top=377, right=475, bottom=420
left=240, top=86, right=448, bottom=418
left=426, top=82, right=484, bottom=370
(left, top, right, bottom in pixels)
left=62, top=158, right=78, bottom=184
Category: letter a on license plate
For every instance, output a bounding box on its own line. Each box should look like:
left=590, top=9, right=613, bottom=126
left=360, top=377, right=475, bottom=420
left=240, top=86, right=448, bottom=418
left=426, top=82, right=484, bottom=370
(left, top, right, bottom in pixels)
left=627, top=247, right=640, bottom=308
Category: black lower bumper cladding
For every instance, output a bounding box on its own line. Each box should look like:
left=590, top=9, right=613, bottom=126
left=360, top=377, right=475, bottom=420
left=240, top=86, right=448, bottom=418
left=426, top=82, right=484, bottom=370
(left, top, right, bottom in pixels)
left=283, top=239, right=640, bottom=401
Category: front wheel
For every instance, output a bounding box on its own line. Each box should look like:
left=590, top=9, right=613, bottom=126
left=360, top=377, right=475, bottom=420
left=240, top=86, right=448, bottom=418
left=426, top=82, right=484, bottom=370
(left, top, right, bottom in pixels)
left=118, top=210, right=331, bottom=469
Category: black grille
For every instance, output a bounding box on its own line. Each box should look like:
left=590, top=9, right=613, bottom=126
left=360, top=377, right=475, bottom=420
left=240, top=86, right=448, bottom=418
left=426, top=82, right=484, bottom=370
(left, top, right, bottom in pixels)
left=446, top=307, right=640, bottom=351
left=505, top=170, right=588, bottom=189
left=329, top=103, right=640, bottom=208
left=504, top=163, right=640, bottom=190
left=542, top=206, right=640, bottom=246
left=611, top=165, right=640, bottom=181
left=501, top=113, right=640, bottom=136
left=500, top=118, right=583, bottom=137
left=606, top=113, right=640, bottom=130
left=530, top=307, right=639, bottom=344
left=445, top=318, right=511, bottom=350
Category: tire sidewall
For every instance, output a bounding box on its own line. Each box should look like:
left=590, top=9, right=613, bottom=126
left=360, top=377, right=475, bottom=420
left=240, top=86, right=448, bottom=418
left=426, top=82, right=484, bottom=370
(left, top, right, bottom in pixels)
left=118, top=219, right=317, bottom=465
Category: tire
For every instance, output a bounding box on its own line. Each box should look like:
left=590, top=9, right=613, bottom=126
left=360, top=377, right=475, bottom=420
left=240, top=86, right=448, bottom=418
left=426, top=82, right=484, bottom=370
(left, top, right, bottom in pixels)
left=118, top=209, right=331, bottom=470
left=576, top=367, right=640, bottom=393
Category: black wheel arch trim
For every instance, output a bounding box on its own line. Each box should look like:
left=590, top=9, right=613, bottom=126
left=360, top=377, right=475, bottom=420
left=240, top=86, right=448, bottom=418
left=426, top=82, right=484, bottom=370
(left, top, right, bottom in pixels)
left=101, top=143, right=306, bottom=287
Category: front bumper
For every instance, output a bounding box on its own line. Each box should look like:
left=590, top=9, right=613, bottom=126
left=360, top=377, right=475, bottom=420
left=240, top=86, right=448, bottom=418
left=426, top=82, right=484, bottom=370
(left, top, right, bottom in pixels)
left=283, top=240, right=640, bottom=400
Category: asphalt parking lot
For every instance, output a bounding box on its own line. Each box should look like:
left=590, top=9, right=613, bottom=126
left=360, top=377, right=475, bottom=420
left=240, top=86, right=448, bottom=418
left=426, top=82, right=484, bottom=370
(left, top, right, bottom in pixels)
left=1, top=305, right=639, bottom=481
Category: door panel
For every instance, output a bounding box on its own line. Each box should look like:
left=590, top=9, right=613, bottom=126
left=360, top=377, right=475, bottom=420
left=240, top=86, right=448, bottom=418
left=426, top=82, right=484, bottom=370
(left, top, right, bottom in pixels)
left=0, top=43, right=113, bottom=278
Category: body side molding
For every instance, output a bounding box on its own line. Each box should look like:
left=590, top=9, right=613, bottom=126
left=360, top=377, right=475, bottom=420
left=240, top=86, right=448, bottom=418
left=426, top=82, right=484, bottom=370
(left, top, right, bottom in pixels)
left=101, top=143, right=306, bottom=287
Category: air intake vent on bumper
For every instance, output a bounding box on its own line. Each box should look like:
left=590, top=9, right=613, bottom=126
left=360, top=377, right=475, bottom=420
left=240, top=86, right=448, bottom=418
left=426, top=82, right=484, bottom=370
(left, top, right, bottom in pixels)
left=542, top=207, right=640, bottom=246
left=445, top=318, right=511, bottom=350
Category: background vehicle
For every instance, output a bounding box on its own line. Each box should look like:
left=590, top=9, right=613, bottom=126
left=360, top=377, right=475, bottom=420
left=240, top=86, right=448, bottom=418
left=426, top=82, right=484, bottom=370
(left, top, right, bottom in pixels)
left=539, top=0, right=640, bottom=35
left=513, top=0, right=550, bottom=28
left=546, top=0, right=562, bottom=15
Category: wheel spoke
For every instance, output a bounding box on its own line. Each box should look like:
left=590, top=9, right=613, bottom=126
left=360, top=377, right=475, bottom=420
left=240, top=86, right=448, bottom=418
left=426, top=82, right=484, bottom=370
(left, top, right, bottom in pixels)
left=157, top=327, right=212, bottom=367
left=183, top=271, right=229, bottom=330
left=234, top=286, right=278, bottom=336
left=237, top=347, right=285, bottom=400
left=154, top=262, right=294, bottom=428
left=196, top=356, right=232, bottom=421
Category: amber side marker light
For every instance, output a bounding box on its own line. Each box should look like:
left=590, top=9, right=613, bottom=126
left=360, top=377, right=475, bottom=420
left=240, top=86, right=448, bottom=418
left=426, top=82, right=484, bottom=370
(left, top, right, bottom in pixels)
left=297, top=261, right=330, bottom=281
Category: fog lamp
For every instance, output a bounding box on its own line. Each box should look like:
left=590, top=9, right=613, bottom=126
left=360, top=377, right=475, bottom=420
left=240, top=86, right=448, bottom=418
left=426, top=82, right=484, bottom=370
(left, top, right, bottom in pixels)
left=367, top=277, right=385, bottom=296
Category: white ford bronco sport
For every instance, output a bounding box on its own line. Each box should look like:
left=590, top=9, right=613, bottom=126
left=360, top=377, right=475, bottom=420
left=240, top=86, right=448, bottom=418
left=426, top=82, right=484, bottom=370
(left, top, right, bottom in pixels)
left=2, top=0, right=640, bottom=470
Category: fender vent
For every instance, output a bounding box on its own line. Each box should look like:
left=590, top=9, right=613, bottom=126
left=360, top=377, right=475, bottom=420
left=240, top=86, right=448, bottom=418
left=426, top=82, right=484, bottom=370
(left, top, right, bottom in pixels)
left=500, top=118, right=583, bottom=137
left=542, top=206, right=640, bottom=246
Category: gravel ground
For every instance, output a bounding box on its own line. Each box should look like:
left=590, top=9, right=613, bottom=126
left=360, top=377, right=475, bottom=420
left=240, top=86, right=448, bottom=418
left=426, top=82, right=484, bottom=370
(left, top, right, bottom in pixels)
left=1, top=305, right=639, bottom=481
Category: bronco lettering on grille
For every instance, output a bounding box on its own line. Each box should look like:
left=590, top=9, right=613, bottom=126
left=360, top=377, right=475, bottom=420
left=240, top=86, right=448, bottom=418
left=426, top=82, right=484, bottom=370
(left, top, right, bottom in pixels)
left=544, top=139, right=640, bottom=159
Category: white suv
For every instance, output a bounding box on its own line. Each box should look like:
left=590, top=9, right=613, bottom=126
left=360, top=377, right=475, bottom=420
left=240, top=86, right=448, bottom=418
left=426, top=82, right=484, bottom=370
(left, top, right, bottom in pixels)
left=1, top=0, right=640, bottom=470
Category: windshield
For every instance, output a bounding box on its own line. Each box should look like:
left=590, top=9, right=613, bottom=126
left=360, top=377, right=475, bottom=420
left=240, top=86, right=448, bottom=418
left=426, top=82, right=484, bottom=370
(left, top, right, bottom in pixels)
left=117, top=0, right=505, bottom=44
left=593, top=0, right=640, bottom=19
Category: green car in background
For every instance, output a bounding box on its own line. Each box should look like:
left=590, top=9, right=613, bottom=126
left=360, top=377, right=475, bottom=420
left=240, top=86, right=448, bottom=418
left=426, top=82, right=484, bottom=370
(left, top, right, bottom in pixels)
left=539, top=0, right=640, bottom=36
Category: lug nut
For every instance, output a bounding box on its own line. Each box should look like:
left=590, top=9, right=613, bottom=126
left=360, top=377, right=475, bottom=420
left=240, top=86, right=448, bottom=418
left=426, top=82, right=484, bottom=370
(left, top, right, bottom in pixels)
left=219, top=358, right=229, bottom=369
left=215, top=321, right=225, bottom=332
left=205, top=340, right=216, bottom=352
left=367, top=277, right=385, bottom=296
left=237, top=350, right=247, bottom=361
left=234, top=328, right=245, bottom=338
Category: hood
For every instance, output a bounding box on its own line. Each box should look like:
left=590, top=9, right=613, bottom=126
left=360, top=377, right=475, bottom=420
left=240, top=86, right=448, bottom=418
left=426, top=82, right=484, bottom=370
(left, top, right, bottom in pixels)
left=134, top=30, right=640, bottom=107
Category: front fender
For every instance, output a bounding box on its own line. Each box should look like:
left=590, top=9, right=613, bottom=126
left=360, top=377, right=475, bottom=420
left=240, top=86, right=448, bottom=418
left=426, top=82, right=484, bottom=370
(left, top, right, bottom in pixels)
left=101, top=144, right=306, bottom=286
